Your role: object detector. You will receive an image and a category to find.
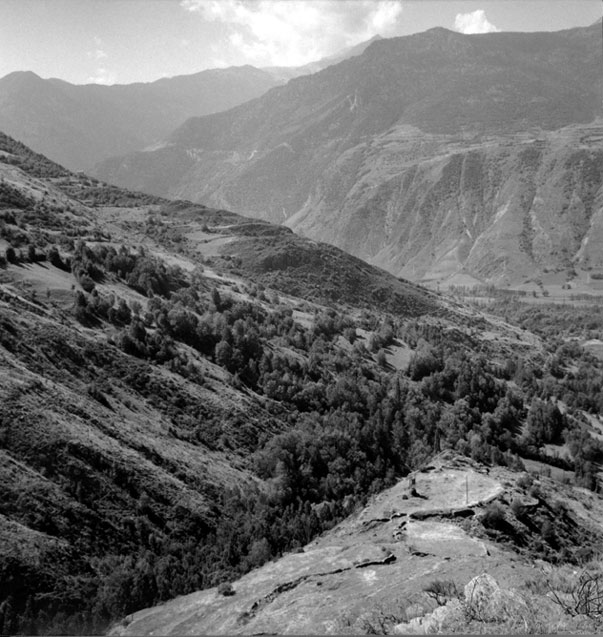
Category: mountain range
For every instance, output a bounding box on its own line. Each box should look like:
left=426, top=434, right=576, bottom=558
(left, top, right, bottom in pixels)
left=0, top=36, right=380, bottom=173
left=0, top=66, right=279, bottom=172
left=94, top=23, right=603, bottom=287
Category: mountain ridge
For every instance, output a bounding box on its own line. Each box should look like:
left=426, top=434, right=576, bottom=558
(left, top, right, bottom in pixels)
left=0, top=34, right=384, bottom=173
left=0, top=66, right=280, bottom=171
left=94, top=22, right=603, bottom=287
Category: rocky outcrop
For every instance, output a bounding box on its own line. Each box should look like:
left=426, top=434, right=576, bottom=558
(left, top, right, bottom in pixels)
left=464, top=573, right=529, bottom=622
left=393, top=573, right=531, bottom=634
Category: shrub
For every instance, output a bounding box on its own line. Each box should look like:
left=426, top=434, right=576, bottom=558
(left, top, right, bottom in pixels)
left=510, top=497, right=525, bottom=519
left=548, top=569, right=603, bottom=621
left=217, top=582, right=235, bottom=596
left=517, top=473, right=533, bottom=490
left=5, top=246, right=17, bottom=264
left=481, top=502, right=506, bottom=530
left=79, top=274, right=96, bottom=293
left=423, top=579, right=460, bottom=606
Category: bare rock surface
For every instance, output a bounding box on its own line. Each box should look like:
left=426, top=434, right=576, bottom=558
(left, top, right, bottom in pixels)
left=464, top=573, right=529, bottom=622
left=108, top=454, right=544, bottom=635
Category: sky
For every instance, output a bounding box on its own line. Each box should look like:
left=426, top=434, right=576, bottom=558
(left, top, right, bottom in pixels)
left=0, top=0, right=601, bottom=85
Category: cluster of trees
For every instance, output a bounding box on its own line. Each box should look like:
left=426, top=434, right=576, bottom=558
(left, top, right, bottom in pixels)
left=2, top=244, right=46, bottom=266
left=73, top=183, right=161, bottom=207
left=0, top=181, right=34, bottom=210
left=70, top=242, right=186, bottom=298
left=490, top=300, right=603, bottom=340
left=68, top=249, right=603, bottom=494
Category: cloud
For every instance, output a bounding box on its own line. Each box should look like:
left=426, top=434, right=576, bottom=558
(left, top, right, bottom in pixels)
left=87, top=67, right=116, bottom=85
left=87, top=37, right=115, bottom=84
left=181, top=0, right=404, bottom=67
left=454, top=9, right=499, bottom=34
left=89, top=36, right=108, bottom=61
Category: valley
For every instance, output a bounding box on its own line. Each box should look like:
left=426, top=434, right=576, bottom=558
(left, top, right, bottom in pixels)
left=3, top=131, right=603, bottom=634
left=2, top=8, right=603, bottom=636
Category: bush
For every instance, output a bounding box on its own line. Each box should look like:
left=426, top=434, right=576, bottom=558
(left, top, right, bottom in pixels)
left=217, top=582, right=235, bottom=596
left=5, top=246, right=17, bottom=264
left=481, top=502, right=506, bottom=530
left=510, top=497, right=525, bottom=520
left=423, top=579, right=460, bottom=606
left=79, top=274, right=96, bottom=293
left=548, top=569, right=603, bottom=621
left=517, top=473, right=533, bottom=490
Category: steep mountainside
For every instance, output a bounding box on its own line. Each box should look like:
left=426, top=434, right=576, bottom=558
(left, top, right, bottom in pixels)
left=95, top=24, right=603, bottom=286
left=291, top=123, right=603, bottom=286
left=5, top=134, right=603, bottom=635
left=0, top=66, right=279, bottom=171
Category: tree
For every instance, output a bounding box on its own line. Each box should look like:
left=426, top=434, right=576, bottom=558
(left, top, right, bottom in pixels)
left=211, top=288, right=222, bottom=311
left=5, top=246, right=17, bottom=264
left=246, top=538, right=271, bottom=568
left=48, top=246, right=64, bottom=268
left=215, top=339, right=233, bottom=370
left=79, top=274, right=96, bottom=293
left=116, top=298, right=132, bottom=324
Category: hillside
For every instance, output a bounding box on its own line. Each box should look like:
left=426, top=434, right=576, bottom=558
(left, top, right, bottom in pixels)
left=4, top=134, right=603, bottom=635
left=94, top=23, right=603, bottom=287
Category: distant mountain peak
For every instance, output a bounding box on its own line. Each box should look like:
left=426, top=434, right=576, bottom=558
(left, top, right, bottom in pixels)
left=0, top=69, right=45, bottom=84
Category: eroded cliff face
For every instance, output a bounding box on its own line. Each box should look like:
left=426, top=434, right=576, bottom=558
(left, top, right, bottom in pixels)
left=287, top=124, right=603, bottom=285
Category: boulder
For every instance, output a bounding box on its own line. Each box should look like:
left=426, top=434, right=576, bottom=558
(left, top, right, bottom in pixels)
left=464, top=573, right=528, bottom=622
